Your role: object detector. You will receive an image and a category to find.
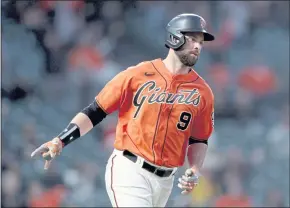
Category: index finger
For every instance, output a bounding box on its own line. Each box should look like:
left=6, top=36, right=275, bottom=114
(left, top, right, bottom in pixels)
left=181, top=188, right=192, bottom=195
left=44, top=160, right=52, bottom=170
left=31, top=145, right=48, bottom=158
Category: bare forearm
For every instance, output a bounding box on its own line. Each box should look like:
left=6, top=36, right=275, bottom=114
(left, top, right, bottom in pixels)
left=71, top=112, right=93, bottom=136
left=177, top=143, right=208, bottom=195
left=57, top=100, right=107, bottom=147
left=187, top=143, right=208, bottom=170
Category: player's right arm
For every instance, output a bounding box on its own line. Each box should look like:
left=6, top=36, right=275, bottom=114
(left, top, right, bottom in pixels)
left=31, top=69, right=131, bottom=170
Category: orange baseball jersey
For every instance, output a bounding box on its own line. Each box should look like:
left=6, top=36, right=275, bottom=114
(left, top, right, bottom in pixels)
left=96, top=59, right=214, bottom=167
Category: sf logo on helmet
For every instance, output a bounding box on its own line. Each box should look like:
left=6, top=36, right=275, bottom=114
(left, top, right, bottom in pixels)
left=200, top=18, right=206, bottom=29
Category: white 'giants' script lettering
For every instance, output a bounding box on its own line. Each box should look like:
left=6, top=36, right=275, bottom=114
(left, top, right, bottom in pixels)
left=133, top=81, right=201, bottom=118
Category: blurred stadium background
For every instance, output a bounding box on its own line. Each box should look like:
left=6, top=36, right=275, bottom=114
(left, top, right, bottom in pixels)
left=1, top=0, right=289, bottom=207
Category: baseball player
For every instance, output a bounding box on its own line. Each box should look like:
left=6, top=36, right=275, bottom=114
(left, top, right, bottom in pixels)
left=31, top=13, right=215, bottom=207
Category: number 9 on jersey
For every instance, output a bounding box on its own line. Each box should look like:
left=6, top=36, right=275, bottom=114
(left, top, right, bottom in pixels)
left=177, top=112, right=192, bottom=131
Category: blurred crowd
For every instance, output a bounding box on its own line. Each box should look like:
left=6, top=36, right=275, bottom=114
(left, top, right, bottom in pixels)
left=2, top=0, right=289, bottom=207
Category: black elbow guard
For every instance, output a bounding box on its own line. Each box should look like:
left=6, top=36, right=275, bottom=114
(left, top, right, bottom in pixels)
left=188, top=136, right=208, bottom=146
left=81, top=100, right=107, bottom=126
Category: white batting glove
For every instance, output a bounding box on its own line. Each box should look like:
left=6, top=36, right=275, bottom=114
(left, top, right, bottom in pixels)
left=178, top=167, right=200, bottom=195
left=31, top=137, right=63, bottom=170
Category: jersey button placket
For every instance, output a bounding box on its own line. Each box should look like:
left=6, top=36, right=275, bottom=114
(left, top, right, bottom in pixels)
left=154, top=81, right=171, bottom=164
left=163, top=80, right=174, bottom=111
left=159, top=79, right=175, bottom=165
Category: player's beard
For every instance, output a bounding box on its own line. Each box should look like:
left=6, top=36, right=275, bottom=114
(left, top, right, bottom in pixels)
left=175, top=48, right=198, bottom=67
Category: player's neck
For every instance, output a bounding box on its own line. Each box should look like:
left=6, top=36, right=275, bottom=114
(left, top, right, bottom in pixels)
left=163, top=51, right=191, bottom=75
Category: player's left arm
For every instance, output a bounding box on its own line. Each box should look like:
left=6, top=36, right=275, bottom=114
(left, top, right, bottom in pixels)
left=187, top=100, right=214, bottom=170
left=178, top=90, right=214, bottom=194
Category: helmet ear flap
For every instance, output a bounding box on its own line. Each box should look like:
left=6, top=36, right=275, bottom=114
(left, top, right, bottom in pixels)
left=165, top=29, right=185, bottom=50
left=170, top=34, right=180, bottom=44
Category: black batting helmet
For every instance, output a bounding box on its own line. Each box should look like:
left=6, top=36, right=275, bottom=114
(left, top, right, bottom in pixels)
left=165, top=13, right=215, bottom=50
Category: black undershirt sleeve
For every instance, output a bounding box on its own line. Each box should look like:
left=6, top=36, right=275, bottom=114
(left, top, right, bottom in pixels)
left=81, top=100, right=107, bottom=126
left=188, top=136, right=208, bottom=146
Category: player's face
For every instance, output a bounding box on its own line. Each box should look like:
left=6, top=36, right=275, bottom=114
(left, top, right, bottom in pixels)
left=175, top=32, right=204, bottom=67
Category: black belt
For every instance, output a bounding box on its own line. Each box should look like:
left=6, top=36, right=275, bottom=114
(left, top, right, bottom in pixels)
left=123, top=150, right=174, bottom=178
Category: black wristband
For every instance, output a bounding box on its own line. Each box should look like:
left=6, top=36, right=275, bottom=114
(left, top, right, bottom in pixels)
left=58, top=123, right=81, bottom=147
